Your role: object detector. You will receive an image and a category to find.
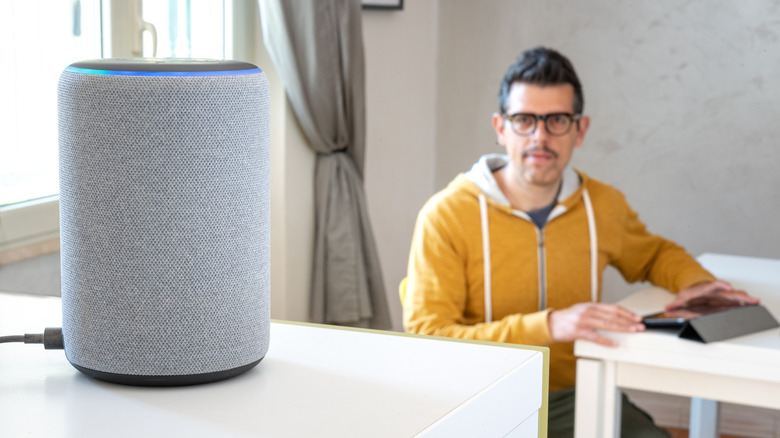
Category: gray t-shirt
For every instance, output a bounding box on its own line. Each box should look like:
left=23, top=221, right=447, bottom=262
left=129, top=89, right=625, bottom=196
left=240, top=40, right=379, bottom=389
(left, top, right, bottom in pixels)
left=526, top=184, right=561, bottom=229
left=527, top=198, right=557, bottom=229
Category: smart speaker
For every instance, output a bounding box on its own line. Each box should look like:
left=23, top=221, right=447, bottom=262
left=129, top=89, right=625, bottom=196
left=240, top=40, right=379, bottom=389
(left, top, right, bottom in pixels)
left=57, top=58, right=270, bottom=386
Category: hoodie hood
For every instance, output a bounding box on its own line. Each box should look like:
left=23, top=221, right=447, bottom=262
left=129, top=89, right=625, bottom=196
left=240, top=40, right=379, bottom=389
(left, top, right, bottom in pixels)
left=463, top=154, right=582, bottom=207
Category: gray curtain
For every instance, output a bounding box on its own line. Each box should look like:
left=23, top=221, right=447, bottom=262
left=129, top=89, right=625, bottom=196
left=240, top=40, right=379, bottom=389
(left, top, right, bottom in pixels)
left=259, top=0, right=391, bottom=329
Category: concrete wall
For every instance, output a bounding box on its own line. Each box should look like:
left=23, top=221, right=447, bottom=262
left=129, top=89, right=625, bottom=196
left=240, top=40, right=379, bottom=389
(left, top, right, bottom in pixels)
left=364, top=1, right=780, bottom=317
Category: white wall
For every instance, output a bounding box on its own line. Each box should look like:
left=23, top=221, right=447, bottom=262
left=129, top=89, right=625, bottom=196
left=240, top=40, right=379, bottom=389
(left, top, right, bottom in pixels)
left=235, top=0, right=314, bottom=322
left=363, top=1, right=439, bottom=330
left=363, top=0, right=780, bottom=321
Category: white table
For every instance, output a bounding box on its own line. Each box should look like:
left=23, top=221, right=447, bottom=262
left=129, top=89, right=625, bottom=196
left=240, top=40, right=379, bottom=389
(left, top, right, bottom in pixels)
left=0, top=292, right=548, bottom=438
left=574, top=253, right=780, bottom=438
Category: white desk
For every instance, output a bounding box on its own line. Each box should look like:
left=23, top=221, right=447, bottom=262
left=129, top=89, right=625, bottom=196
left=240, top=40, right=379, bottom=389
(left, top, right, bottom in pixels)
left=574, top=253, right=780, bottom=438
left=0, top=292, right=548, bottom=438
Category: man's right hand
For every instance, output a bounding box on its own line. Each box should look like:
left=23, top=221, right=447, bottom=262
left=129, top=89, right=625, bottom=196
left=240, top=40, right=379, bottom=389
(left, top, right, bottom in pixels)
left=548, top=303, right=645, bottom=347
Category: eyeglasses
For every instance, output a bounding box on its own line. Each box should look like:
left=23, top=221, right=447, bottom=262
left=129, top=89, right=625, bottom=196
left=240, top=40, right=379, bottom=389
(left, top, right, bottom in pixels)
left=504, top=112, right=582, bottom=137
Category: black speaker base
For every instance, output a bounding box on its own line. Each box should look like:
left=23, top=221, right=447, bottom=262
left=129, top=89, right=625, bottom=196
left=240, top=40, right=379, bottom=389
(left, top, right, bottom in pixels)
left=70, top=357, right=264, bottom=387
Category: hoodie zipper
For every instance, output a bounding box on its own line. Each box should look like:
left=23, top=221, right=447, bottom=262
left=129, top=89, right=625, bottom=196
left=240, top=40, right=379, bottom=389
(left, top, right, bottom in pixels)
left=535, top=227, right=547, bottom=312
left=536, top=226, right=546, bottom=311
left=511, top=210, right=548, bottom=311
left=530, top=196, right=597, bottom=311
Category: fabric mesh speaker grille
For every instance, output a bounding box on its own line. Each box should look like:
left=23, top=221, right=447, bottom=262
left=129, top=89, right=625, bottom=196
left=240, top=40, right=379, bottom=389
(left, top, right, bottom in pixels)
left=58, top=68, right=270, bottom=376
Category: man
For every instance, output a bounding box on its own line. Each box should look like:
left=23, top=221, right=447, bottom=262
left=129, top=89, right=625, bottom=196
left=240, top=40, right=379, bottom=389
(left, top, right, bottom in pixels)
left=401, top=47, right=757, bottom=437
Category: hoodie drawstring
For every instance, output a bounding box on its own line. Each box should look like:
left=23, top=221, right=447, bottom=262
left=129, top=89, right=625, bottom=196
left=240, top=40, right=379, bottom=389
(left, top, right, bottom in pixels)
left=478, top=194, right=493, bottom=323
left=582, top=188, right=599, bottom=304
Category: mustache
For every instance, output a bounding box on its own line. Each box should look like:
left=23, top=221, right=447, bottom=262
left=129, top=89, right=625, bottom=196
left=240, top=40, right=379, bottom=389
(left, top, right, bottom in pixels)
left=522, top=144, right=558, bottom=159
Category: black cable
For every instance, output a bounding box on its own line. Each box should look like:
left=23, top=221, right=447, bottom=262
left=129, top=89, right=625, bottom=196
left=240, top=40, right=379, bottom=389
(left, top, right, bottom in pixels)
left=0, top=328, right=64, bottom=349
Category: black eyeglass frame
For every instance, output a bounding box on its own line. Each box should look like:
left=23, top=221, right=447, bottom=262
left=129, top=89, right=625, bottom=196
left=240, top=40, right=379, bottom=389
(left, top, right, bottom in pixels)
left=503, top=112, right=582, bottom=137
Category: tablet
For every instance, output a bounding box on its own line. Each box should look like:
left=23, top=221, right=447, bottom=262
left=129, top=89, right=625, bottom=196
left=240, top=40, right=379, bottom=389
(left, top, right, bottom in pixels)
left=642, top=312, right=688, bottom=329
left=642, top=295, right=756, bottom=329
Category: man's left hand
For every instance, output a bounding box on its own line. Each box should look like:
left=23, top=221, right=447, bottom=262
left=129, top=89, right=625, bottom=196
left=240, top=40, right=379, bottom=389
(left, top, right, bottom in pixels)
left=665, top=280, right=760, bottom=311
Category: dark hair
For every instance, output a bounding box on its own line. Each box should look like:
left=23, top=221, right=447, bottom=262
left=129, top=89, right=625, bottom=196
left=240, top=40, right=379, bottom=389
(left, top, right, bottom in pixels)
left=498, top=47, right=584, bottom=115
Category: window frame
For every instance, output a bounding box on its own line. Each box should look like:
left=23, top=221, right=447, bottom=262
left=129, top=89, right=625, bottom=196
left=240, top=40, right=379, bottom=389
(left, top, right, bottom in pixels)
left=0, top=197, right=60, bottom=255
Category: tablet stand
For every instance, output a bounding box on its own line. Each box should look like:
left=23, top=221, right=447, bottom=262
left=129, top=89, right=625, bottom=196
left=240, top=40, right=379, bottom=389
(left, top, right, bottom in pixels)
left=678, top=305, right=779, bottom=343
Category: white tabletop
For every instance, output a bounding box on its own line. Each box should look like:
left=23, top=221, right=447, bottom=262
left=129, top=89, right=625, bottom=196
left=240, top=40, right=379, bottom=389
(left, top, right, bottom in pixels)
left=576, top=253, right=780, bottom=402
left=573, top=253, right=780, bottom=438
left=0, top=292, right=547, bottom=438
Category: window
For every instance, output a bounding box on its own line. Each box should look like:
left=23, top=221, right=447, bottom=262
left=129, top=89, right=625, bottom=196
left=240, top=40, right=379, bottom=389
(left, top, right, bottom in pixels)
left=141, top=0, right=231, bottom=59
left=0, top=0, right=102, bottom=207
left=0, top=0, right=231, bottom=253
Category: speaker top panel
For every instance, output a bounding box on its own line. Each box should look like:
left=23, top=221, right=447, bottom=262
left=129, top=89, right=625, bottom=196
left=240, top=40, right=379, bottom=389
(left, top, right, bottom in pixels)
left=66, top=58, right=261, bottom=76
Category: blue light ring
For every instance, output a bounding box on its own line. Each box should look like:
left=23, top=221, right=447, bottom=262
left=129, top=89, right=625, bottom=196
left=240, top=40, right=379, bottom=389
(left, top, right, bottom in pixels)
left=64, top=66, right=263, bottom=77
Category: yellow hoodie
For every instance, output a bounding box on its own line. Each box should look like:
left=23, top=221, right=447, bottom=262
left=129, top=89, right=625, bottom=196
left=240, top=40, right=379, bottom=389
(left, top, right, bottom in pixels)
left=402, top=155, right=715, bottom=391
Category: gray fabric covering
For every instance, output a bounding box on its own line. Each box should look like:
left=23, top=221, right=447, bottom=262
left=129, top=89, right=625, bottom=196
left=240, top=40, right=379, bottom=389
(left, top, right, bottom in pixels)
left=58, top=69, right=271, bottom=375
left=259, top=0, right=391, bottom=328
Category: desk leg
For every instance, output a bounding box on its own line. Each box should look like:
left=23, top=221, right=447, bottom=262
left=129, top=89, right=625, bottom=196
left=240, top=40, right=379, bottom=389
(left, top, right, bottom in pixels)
left=575, top=359, right=621, bottom=438
left=689, top=398, right=719, bottom=438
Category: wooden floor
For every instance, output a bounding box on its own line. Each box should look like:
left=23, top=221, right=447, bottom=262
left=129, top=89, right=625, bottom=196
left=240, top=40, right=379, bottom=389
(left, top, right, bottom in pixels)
left=665, top=428, right=746, bottom=438
left=625, top=387, right=780, bottom=437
